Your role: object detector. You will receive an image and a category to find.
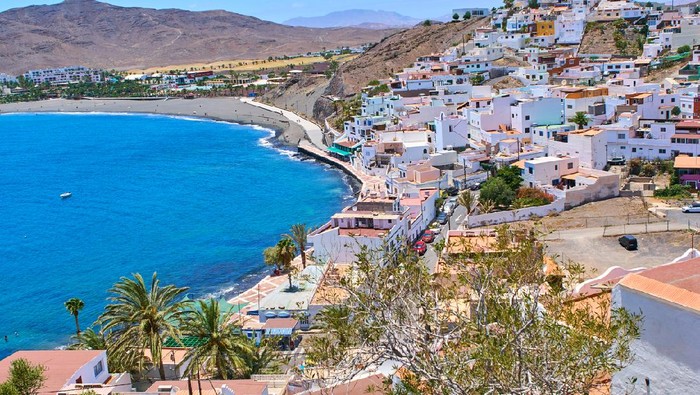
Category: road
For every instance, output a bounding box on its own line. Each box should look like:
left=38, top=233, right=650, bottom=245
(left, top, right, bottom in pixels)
left=662, top=207, right=700, bottom=230
left=421, top=204, right=467, bottom=273
left=240, top=98, right=327, bottom=149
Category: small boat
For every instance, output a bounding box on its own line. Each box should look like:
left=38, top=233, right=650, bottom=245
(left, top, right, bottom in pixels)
left=60, top=192, right=72, bottom=199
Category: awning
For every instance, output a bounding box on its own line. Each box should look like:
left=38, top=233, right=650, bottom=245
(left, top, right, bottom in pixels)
left=266, top=328, right=294, bottom=336
left=328, top=146, right=351, bottom=156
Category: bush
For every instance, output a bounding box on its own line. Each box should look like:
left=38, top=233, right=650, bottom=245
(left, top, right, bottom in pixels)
left=640, top=163, right=656, bottom=177
left=513, top=187, right=555, bottom=208
left=654, top=184, right=692, bottom=199
left=628, top=158, right=643, bottom=175
left=678, top=45, right=691, bottom=54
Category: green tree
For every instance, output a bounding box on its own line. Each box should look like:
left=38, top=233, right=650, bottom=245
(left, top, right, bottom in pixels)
left=672, top=106, right=681, bottom=116
left=423, top=20, right=432, bottom=26
left=287, top=224, right=310, bottom=269
left=470, top=74, right=485, bottom=85
left=678, top=45, right=691, bottom=54
left=480, top=178, right=516, bottom=208
left=528, top=0, right=539, bottom=8
left=306, top=230, right=640, bottom=394
left=452, top=12, right=460, bottom=21
left=180, top=299, right=255, bottom=379
left=64, top=297, right=84, bottom=335
left=495, top=165, right=524, bottom=191
left=68, top=328, right=143, bottom=375
left=99, top=273, right=190, bottom=380
left=645, top=1, right=652, bottom=7
left=463, top=11, right=472, bottom=20
left=1, top=359, right=46, bottom=395
left=569, top=111, right=590, bottom=129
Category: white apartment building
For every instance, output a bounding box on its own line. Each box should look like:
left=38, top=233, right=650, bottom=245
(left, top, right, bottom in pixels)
left=548, top=128, right=609, bottom=169
left=511, top=97, right=565, bottom=135
left=434, top=113, right=470, bottom=150
left=512, top=65, right=550, bottom=85
left=23, top=66, right=103, bottom=85
left=0, top=73, right=16, bottom=84
left=307, top=197, right=409, bottom=265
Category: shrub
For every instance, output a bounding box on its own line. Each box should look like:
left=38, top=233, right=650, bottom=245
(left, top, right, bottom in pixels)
left=640, top=163, right=656, bottom=177
left=628, top=158, right=643, bottom=175
left=654, top=184, right=692, bottom=199
left=480, top=178, right=516, bottom=208
left=678, top=45, right=691, bottom=54
left=513, top=187, right=555, bottom=208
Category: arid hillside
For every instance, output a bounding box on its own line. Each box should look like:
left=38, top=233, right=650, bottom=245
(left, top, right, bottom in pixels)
left=0, top=0, right=393, bottom=74
left=327, top=18, right=490, bottom=97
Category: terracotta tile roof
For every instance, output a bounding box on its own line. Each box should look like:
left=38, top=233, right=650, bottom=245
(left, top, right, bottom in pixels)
left=0, top=350, right=104, bottom=393
left=677, top=120, right=700, bottom=129
left=263, top=318, right=299, bottom=330
left=305, top=374, right=387, bottom=395
left=618, top=257, right=700, bottom=312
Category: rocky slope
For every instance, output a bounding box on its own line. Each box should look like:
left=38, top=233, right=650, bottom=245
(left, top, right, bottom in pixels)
left=0, top=0, right=393, bottom=74
left=326, top=18, right=490, bottom=98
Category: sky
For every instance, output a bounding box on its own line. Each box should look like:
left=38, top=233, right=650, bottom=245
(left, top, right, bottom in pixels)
left=0, top=0, right=502, bottom=22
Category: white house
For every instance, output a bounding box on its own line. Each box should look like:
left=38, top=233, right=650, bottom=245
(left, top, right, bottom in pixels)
left=0, top=350, right=131, bottom=395
left=612, top=256, right=700, bottom=393
left=511, top=97, right=565, bottom=135
left=547, top=128, right=609, bottom=170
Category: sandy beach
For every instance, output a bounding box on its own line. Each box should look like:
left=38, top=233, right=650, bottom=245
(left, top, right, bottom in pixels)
left=0, top=97, right=308, bottom=146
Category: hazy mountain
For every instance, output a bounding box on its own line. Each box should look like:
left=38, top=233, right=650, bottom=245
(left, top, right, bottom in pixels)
left=284, top=9, right=423, bottom=29
left=0, top=0, right=393, bottom=74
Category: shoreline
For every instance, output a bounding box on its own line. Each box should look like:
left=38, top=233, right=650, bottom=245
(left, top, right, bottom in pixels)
left=0, top=97, right=308, bottom=146
left=0, top=97, right=365, bottom=312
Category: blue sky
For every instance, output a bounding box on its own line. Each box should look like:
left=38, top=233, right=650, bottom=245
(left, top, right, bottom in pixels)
left=0, top=1, right=501, bottom=22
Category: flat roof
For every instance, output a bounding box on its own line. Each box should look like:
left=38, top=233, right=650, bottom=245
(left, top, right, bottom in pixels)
left=258, top=265, right=325, bottom=311
left=674, top=155, right=700, bottom=169
left=147, top=380, right=267, bottom=395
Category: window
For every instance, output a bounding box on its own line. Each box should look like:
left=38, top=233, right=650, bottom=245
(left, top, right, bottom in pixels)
left=659, top=149, right=667, bottom=154
left=528, top=167, right=533, bottom=174
left=567, top=104, right=573, bottom=109
left=567, top=162, right=574, bottom=169
left=632, top=148, right=637, bottom=153
left=618, top=133, right=626, bottom=139
left=525, top=115, right=530, bottom=120
left=525, top=127, right=530, bottom=133
left=539, top=131, right=544, bottom=136
left=621, top=146, right=626, bottom=149
left=555, top=165, right=558, bottom=170
left=93, top=361, right=104, bottom=377
left=661, top=127, right=666, bottom=132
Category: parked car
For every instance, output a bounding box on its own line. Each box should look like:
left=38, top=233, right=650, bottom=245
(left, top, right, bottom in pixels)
left=682, top=202, right=700, bottom=213
left=608, top=157, right=625, bottom=166
left=422, top=230, right=436, bottom=243
left=469, top=182, right=482, bottom=191
left=444, top=202, right=456, bottom=215
left=445, top=187, right=459, bottom=196
left=413, top=240, right=427, bottom=255
left=437, top=212, right=448, bottom=225
left=618, top=235, right=638, bottom=251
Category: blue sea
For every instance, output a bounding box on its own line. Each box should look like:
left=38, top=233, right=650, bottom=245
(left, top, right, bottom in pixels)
left=0, top=112, right=353, bottom=357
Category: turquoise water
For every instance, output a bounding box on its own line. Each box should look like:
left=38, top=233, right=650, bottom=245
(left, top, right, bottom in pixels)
left=0, top=113, right=352, bottom=357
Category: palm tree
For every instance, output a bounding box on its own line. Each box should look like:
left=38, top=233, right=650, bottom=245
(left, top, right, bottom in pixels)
left=568, top=111, right=590, bottom=129
left=180, top=299, right=254, bottom=379
left=64, top=298, right=84, bottom=335
left=99, top=273, right=190, bottom=380
left=457, top=191, right=477, bottom=216
left=287, top=224, right=310, bottom=269
left=277, top=238, right=298, bottom=290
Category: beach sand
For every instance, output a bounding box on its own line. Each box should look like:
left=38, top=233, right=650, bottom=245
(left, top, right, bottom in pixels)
left=0, top=97, right=308, bottom=146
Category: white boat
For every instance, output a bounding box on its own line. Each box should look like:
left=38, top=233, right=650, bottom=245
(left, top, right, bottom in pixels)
left=60, top=192, right=72, bottom=199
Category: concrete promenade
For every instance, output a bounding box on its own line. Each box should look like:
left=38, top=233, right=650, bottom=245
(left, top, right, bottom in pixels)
left=240, top=98, right=326, bottom=150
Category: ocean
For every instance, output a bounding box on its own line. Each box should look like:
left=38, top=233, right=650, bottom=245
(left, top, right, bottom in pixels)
left=0, top=112, right=353, bottom=357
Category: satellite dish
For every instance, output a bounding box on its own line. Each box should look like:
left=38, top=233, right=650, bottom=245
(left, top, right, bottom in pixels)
left=562, top=80, right=568, bottom=86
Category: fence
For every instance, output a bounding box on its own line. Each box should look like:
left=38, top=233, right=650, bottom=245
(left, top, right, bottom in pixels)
left=466, top=197, right=565, bottom=228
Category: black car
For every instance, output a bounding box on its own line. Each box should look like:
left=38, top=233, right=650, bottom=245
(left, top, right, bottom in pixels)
left=618, top=235, right=638, bottom=251
left=437, top=212, right=448, bottom=225
left=445, top=187, right=459, bottom=196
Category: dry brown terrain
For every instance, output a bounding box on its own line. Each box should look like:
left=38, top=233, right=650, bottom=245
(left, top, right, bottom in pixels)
left=327, top=18, right=490, bottom=97
left=579, top=21, right=644, bottom=56
left=0, top=0, right=392, bottom=74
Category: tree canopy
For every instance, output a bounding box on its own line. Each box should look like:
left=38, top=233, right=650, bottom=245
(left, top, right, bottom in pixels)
left=306, top=227, right=641, bottom=394
left=0, top=359, right=46, bottom=395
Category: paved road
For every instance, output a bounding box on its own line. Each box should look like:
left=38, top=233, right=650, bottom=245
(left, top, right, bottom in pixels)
left=661, top=207, right=700, bottom=230
left=421, top=204, right=467, bottom=273
left=240, top=98, right=326, bottom=149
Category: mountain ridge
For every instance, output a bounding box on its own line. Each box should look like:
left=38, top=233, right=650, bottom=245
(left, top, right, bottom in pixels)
left=284, top=9, right=423, bottom=29
left=0, top=0, right=393, bottom=74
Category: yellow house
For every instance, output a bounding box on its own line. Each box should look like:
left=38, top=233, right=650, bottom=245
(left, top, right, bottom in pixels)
left=535, top=21, right=555, bottom=36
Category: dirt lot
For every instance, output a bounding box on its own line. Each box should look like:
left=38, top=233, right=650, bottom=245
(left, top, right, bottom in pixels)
left=545, top=230, right=693, bottom=274
left=528, top=196, right=658, bottom=231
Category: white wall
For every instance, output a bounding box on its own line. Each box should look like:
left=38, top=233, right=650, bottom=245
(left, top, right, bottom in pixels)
left=465, top=196, right=565, bottom=228
left=611, top=286, right=700, bottom=394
